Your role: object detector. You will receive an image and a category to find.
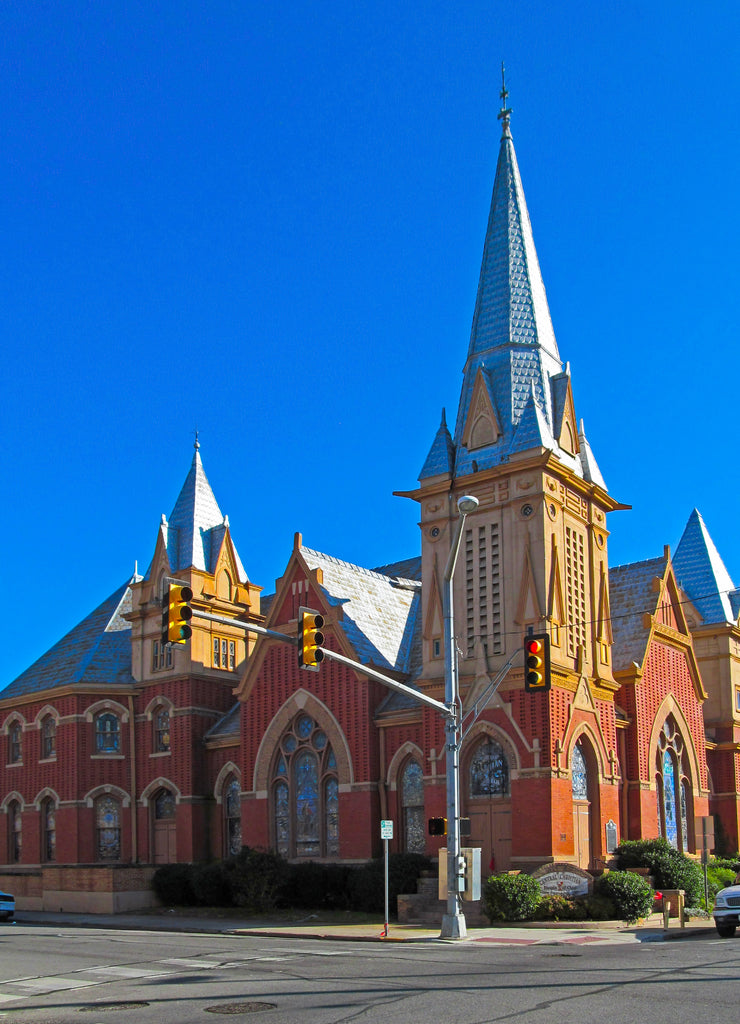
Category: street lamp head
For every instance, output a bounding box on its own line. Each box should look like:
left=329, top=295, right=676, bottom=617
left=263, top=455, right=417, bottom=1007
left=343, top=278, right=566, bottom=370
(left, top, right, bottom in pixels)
left=457, top=494, right=479, bottom=516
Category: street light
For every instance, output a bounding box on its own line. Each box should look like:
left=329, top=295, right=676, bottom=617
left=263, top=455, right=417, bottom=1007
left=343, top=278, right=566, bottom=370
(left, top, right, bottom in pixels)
left=440, top=493, right=479, bottom=939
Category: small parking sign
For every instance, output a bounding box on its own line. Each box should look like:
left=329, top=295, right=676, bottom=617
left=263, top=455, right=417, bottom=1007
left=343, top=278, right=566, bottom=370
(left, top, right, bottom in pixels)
left=380, top=820, right=393, bottom=840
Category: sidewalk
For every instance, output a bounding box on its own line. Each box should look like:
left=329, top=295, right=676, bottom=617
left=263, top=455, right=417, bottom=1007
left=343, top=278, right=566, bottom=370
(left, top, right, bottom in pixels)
left=12, top=907, right=717, bottom=944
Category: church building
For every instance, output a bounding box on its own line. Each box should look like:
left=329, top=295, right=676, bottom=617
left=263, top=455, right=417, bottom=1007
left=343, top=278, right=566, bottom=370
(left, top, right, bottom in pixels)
left=1, top=95, right=738, bottom=913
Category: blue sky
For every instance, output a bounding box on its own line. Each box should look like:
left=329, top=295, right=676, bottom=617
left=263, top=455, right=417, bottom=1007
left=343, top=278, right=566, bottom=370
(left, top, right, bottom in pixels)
left=2, top=2, right=739, bottom=685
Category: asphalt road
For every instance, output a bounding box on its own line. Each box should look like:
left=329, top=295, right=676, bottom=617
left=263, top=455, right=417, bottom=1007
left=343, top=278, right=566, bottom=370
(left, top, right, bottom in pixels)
left=0, top=922, right=738, bottom=1024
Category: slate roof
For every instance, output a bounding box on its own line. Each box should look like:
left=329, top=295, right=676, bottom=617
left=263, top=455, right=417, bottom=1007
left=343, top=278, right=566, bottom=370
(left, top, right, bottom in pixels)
left=673, top=509, right=737, bottom=626
left=421, top=113, right=605, bottom=490
left=0, top=580, right=137, bottom=700
left=609, top=556, right=667, bottom=674
left=162, top=444, right=248, bottom=582
left=301, top=546, right=422, bottom=677
left=204, top=702, right=241, bottom=742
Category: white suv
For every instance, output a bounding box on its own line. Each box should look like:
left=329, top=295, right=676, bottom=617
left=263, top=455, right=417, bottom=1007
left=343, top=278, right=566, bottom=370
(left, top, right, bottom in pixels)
left=713, top=883, right=740, bottom=938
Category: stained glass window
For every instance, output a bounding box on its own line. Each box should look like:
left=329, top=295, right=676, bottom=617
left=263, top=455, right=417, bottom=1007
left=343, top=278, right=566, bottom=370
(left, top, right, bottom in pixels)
left=42, top=797, right=56, bottom=861
left=42, top=716, right=56, bottom=759
left=571, top=743, right=588, bottom=801
left=154, top=789, right=175, bottom=820
left=271, top=713, right=339, bottom=857
left=95, top=713, right=120, bottom=753
left=225, top=777, right=242, bottom=857
left=9, top=722, right=22, bottom=763
left=9, top=800, right=21, bottom=863
left=96, top=796, right=121, bottom=861
left=155, top=709, right=170, bottom=752
left=657, top=717, right=691, bottom=852
left=401, top=759, right=425, bottom=853
left=470, top=737, right=509, bottom=797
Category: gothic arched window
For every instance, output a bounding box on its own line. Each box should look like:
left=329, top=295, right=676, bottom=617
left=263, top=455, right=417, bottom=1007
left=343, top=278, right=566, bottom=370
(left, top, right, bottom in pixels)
left=272, top=713, right=339, bottom=858
left=95, top=795, right=121, bottom=861
left=469, top=736, right=509, bottom=797
left=656, top=718, right=691, bottom=852
left=41, top=797, right=56, bottom=862
left=8, top=800, right=21, bottom=863
left=95, top=713, right=120, bottom=753
left=154, top=708, right=170, bottom=753
left=571, top=743, right=588, bottom=800
left=224, top=776, right=242, bottom=857
left=400, top=758, right=425, bottom=853
left=41, top=716, right=56, bottom=759
left=8, top=722, right=22, bottom=764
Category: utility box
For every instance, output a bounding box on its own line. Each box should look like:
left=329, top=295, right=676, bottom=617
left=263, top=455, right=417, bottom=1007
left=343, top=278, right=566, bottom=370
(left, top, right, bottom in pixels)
left=438, top=848, right=482, bottom=902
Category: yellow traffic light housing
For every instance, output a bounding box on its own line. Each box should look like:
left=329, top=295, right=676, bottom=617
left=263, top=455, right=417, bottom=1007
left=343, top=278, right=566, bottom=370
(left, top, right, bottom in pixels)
left=298, top=607, right=325, bottom=671
left=524, top=633, right=551, bottom=692
left=162, top=584, right=193, bottom=645
left=428, top=817, right=447, bottom=836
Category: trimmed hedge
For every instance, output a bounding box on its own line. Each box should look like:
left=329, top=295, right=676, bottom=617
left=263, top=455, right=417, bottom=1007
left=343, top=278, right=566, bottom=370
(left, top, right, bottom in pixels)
left=152, top=849, right=432, bottom=918
left=596, top=870, right=654, bottom=923
left=616, top=839, right=703, bottom=906
left=482, top=873, right=541, bottom=922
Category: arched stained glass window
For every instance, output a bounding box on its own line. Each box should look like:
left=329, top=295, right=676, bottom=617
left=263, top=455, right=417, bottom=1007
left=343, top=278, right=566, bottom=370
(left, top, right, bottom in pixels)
left=9, top=722, right=22, bottom=763
left=155, top=709, right=170, bottom=752
left=8, top=800, right=21, bottom=863
left=656, top=717, right=692, bottom=852
left=42, top=716, right=56, bottom=759
left=95, top=713, right=120, bottom=753
left=42, top=797, right=56, bottom=862
left=96, top=796, right=121, bottom=861
left=571, top=743, right=588, bottom=800
left=154, top=789, right=176, bottom=820
left=224, top=777, right=242, bottom=857
left=469, top=736, right=509, bottom=797
left=401, top=759, right=425, bottom=853
left=272, top=713, right=339, bottom=858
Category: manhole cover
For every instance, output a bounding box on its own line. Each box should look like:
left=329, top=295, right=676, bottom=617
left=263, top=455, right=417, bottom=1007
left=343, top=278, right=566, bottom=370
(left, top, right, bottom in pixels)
left=80, top=1002, right=150, bottom=1012
left=205, top=1003, right=277, bottom=1015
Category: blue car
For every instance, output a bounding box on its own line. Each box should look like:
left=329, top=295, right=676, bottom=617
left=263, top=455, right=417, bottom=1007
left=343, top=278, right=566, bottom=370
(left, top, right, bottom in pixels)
left=0, top=891, right=14, bottom=922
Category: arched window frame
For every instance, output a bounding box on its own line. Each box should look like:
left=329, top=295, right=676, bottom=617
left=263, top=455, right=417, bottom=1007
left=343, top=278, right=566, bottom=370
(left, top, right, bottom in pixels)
left=656, top=718, right=692, bottom=852
left=400, top=757, right=425, bottom=854
left=41, top=795, right=56, bottom=862
left=41, top=715, right=57, bottom=760
left=95, top=712, right=120, bottom=754
left=224, top=776, right=242, bottom=858
left=7, top=798, right=22, bottom=863
left=8, top=720, right=23, bottom=764
left=95, top=794, right=122, bottom=861
left=468, top=734, right=510, bottom=798
left=271, top=712, right=339, bottom=859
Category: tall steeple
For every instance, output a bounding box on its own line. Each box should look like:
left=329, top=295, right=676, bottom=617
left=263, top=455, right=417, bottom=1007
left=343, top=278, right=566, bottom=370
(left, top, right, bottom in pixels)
left=162, top=439, right=248, bottom=582
left=420, top=72, right=603, bottom=488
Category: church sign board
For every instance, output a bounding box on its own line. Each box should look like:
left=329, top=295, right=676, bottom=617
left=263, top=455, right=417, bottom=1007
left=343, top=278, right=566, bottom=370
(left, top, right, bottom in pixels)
left=531, top=862, right=593, bottom=897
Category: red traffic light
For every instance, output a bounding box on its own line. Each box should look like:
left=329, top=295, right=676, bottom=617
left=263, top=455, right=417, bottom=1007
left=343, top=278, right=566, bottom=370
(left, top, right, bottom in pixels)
left=524, top=633, right=551, bottom=692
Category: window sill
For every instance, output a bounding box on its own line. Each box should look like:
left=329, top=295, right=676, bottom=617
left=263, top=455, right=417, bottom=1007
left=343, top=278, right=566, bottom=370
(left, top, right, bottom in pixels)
left=91, top=753, right=125, bottom=760
left=150, top=751, right=172, bottom=758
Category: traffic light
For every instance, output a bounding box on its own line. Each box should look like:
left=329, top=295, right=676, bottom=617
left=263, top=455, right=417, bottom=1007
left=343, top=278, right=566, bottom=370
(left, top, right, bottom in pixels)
left=298, top=607, right=325, bottom=671
left=162, top=584, right=193, bottom=645
left=524, top=633, right=551, bottom=692
left=428, top=817, right=447, bottom=836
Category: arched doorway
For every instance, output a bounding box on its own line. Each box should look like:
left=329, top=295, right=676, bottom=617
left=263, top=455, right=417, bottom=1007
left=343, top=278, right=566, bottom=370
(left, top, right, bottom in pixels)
left=152, top=788, right=177, bottom=864
left=465, top=734, right=512, bottom=876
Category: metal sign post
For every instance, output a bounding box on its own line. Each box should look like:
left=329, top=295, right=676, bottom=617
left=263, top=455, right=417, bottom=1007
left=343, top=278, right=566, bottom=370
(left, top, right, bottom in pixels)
left=380, top=820, right=393, bottom=938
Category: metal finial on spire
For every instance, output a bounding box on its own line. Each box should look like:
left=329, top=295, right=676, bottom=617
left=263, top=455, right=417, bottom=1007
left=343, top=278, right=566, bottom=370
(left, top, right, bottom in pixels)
left=194, top=428, right=200, bottom=451
left=497, top=61, right=512, bottom=138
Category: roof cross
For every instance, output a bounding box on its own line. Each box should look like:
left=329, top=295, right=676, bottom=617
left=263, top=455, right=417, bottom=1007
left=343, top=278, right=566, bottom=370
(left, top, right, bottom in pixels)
left=497, top=62, right=512, bottom=137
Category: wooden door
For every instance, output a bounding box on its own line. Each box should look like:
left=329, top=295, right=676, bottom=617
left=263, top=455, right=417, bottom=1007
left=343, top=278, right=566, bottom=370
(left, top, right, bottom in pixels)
left=573, top=801, right=591, bottom=870
left=467, top=801, right=512, bottom=882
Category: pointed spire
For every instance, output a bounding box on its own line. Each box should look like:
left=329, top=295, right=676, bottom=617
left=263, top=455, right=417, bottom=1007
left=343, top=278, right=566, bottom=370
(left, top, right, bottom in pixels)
left=165, top=443, right=225, bottom=573
left=452, top=81, right=564, bottom=477
left=419, top=408, right=456, bottom=480
left=673, top=509, right=736, bottom=624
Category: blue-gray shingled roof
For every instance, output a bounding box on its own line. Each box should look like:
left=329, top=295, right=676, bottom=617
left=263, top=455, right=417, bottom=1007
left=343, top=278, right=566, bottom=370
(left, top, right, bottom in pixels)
left=609, top=556, right=667, bottom=673
left=301, top=546, right=421, bottom=677
left=0, top=581, right=136, bottom=700
left=673, top=509, right=736, bottom=626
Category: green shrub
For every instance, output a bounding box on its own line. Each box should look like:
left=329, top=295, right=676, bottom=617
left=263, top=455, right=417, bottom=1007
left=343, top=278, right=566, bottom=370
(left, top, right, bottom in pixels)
left=152, top=863, right=197, bottom=906
left=596, top=870, right=654, bottom=923
left=582, top=894, right=615, bottom=921
left=706, top=866, right=736, bottom=898
left=192, top=861, right=231, bottom=906
left=616, top=839, right=703, bottom=906
left=482, top=873, right=541, bottom=922
left=533, top=895, right=585, bottom=921
left=227, top=846, right=289, bottom=913
left=280, top=861, right=356, bottom=910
